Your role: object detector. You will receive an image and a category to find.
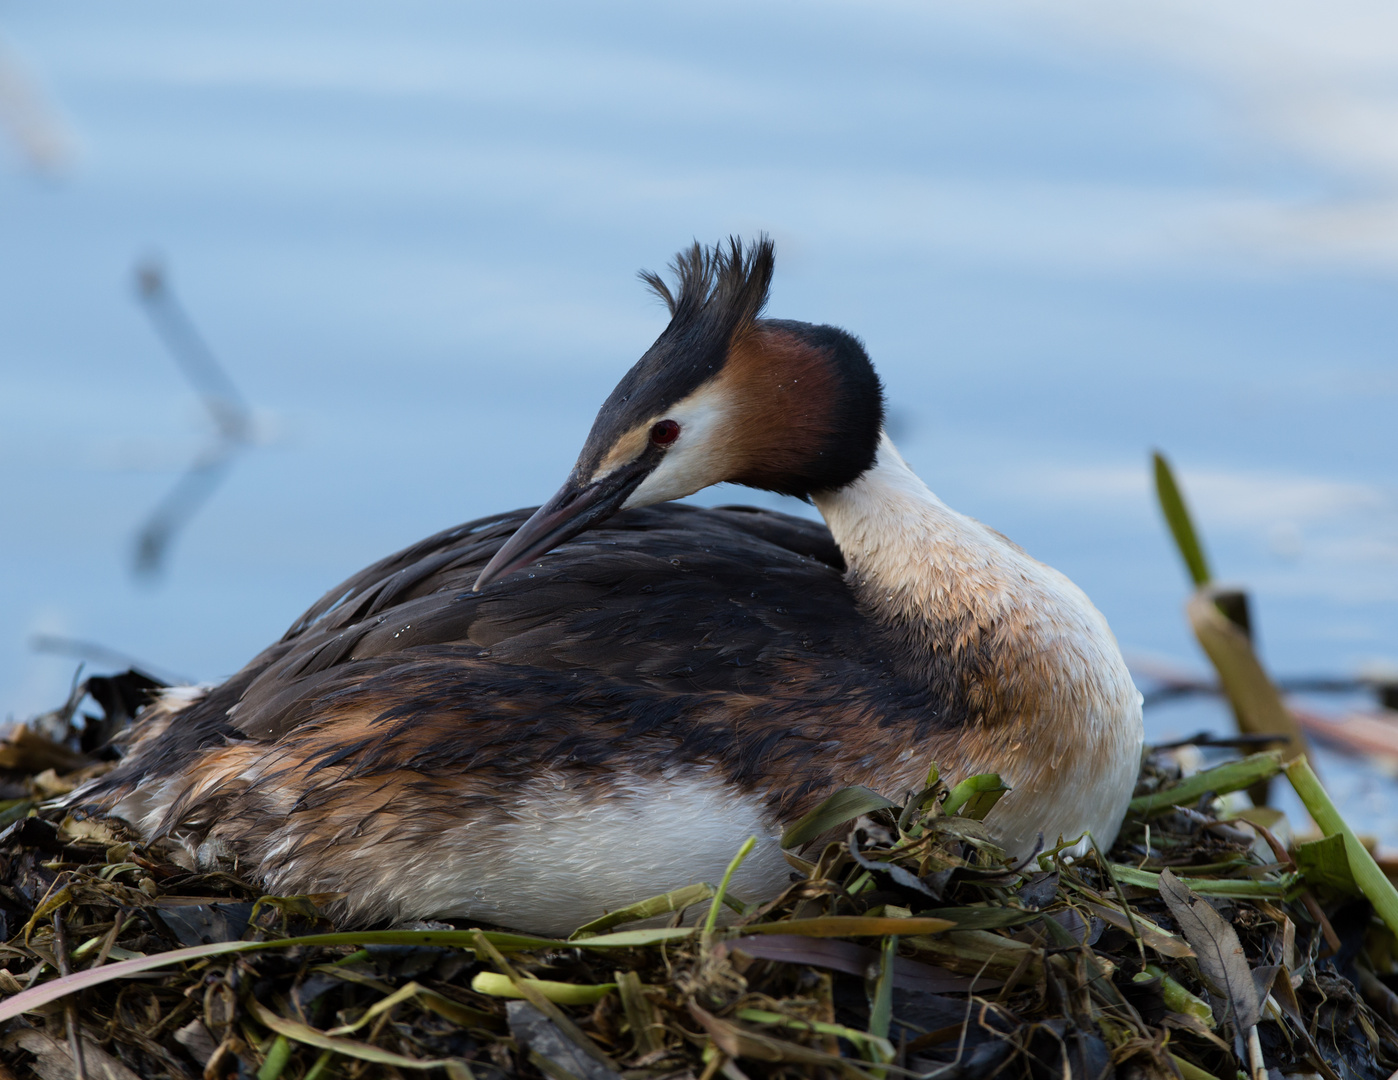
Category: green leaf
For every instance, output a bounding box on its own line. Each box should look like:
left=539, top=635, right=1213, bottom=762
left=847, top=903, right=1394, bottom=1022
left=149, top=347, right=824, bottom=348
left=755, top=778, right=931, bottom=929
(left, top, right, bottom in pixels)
left=942, top=774, right=1008, bottom=818
left=1293, top=834, right=1359, bottom=895
left=781, top=786, right=898, bottom=849
left=571, top=927, right=696, bottom=948
left=1154, top=450, right=1212, bottom=586
left=616, top=970, right=661, bottom=1056
left=256, top=1035, right=292, bottom=1080
left=570, top=883, right=715, bottom=939
left=0, top=799, right=36, bottom=829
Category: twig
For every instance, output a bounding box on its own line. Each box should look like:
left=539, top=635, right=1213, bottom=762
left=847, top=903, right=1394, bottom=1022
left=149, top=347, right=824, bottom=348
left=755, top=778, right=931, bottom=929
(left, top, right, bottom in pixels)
left=51, top=913, right=88, bottom=1080
left=92, top=910, right=131, bottom=970
left=1247, top=1024, right=1266, bottom=1080
left=130, top=258, right=257, bottom=579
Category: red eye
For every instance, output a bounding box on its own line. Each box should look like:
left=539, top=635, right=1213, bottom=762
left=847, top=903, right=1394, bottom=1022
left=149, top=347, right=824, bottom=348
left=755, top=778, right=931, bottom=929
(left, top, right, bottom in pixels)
left=650, top=419, right=680, bottom=446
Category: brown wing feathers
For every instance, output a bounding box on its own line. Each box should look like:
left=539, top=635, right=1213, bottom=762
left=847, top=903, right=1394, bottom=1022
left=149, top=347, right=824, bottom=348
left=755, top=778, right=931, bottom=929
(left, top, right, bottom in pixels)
left=150, top=654, right=941, bottom=845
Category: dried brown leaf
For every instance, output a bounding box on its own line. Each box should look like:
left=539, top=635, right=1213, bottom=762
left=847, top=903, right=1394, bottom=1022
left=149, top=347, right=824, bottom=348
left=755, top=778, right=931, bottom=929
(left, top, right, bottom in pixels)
left=2, top=1028, right=143, bottom=1080
left=1157, top=868, right=1259, bottom=1033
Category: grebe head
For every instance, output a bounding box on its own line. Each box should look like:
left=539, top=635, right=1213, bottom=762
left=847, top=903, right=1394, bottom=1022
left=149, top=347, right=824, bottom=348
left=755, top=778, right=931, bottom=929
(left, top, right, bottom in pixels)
left=474, top=236, right=885, bottom=590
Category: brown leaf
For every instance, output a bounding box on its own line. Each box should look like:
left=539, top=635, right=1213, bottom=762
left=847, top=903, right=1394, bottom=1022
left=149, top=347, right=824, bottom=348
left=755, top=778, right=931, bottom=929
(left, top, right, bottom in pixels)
left=1268, top=966, right=1344, bottom=1080
left=174, top=1019, right=219, bottom=1069
left=0, top=725, right=92, bottom=774
left=2, top=1028, right=143, bottom=1080
left=1081, top=901, right=1195, bottom=959
left=1250, top=964, right=1281, bottom=1007
left=1158, top=868, right=1260, bottom=1033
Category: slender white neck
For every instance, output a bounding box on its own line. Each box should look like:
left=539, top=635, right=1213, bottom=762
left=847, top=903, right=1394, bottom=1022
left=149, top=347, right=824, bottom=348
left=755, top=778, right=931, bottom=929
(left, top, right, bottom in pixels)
left=812, top=433, right=1026, bottom=627
left=812, top=431, right=1129, bottom=684
left=812, top=432, right=1143, bottom=861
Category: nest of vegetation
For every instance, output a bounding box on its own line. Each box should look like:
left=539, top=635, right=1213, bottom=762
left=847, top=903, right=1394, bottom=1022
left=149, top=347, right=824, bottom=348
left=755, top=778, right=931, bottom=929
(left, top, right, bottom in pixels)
left=1, top=674, right=1397, bottom=1080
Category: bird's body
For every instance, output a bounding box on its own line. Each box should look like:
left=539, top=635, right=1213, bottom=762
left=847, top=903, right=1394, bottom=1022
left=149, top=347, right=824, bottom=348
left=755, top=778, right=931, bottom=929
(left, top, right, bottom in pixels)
left=76, top=239, right=1142, bottom=936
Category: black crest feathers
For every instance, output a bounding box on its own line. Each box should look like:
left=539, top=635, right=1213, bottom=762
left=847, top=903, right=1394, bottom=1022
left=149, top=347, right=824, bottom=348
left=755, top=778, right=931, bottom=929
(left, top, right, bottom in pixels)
left=638, top=236, right=774, bottom=336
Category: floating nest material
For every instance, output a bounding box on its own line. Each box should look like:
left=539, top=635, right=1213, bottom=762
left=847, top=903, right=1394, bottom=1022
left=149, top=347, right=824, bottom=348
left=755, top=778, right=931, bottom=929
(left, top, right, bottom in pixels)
left=1, top=673, right=1396, bottom=1080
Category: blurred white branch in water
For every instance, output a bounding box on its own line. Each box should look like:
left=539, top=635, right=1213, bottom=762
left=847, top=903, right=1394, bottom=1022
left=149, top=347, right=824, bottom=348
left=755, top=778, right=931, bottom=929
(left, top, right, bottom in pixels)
left=0, top=35, right=73, bottom=175
left=28, top=634, right=190, bottom=688
left=131, top=259, right=258, bottom=581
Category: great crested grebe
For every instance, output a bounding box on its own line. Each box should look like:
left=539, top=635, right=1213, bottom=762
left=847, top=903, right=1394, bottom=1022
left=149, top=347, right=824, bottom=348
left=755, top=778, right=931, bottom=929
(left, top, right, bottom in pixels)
left=75, top=238, right=1142, bottom=936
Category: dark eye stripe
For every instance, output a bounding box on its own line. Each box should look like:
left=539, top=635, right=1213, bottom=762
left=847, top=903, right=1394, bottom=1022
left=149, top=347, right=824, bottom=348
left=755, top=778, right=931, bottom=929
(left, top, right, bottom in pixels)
left=650, top=420, right=680, bottom=446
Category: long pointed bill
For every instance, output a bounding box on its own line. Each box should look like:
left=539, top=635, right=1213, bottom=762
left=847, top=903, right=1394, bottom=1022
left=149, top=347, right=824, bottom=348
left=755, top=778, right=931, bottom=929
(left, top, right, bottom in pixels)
left=473, top=462, right=652, bottom=591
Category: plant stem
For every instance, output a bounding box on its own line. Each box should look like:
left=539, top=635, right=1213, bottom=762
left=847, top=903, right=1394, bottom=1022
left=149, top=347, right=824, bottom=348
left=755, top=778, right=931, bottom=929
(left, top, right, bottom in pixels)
left=703, top=836, right=757, bottom=941
left=1285, top=756, right=1398, bottom=938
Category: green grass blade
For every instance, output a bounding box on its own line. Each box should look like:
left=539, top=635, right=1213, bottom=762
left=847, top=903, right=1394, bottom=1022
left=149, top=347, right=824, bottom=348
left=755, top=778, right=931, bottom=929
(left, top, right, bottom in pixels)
left=302, top=1051, right=336, bottom=1080
left=570, top=882, right=714, bottom=939
left=867, top=934, right=897, bottom=1043
left=1285, top=756, right=1398, bottom=937
left=734, top=1008, right=894, bottom=1065
left=703, top=836, right=756, bottom=939
left=1153, top=451, right=1212, bottom=586
left=1108, top=864, right=1298, bottom=899
left=782, top=787, right=898, bottom=849
left=256, top=1035, right=292, bottom=1080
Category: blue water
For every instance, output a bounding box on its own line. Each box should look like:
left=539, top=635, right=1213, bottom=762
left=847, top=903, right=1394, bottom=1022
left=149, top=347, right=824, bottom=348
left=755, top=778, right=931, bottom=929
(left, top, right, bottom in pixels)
left=2, top=3, right=1395, bottom=835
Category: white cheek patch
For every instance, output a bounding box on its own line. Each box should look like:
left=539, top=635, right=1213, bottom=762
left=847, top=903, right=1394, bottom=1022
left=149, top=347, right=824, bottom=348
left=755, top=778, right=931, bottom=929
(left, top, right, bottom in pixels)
left=622, top=384, right=731, bottom=508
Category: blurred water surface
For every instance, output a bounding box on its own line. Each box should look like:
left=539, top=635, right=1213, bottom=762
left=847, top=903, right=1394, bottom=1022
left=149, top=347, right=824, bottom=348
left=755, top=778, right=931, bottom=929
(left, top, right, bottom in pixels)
left=1, top=2, right=1395, bottom=833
